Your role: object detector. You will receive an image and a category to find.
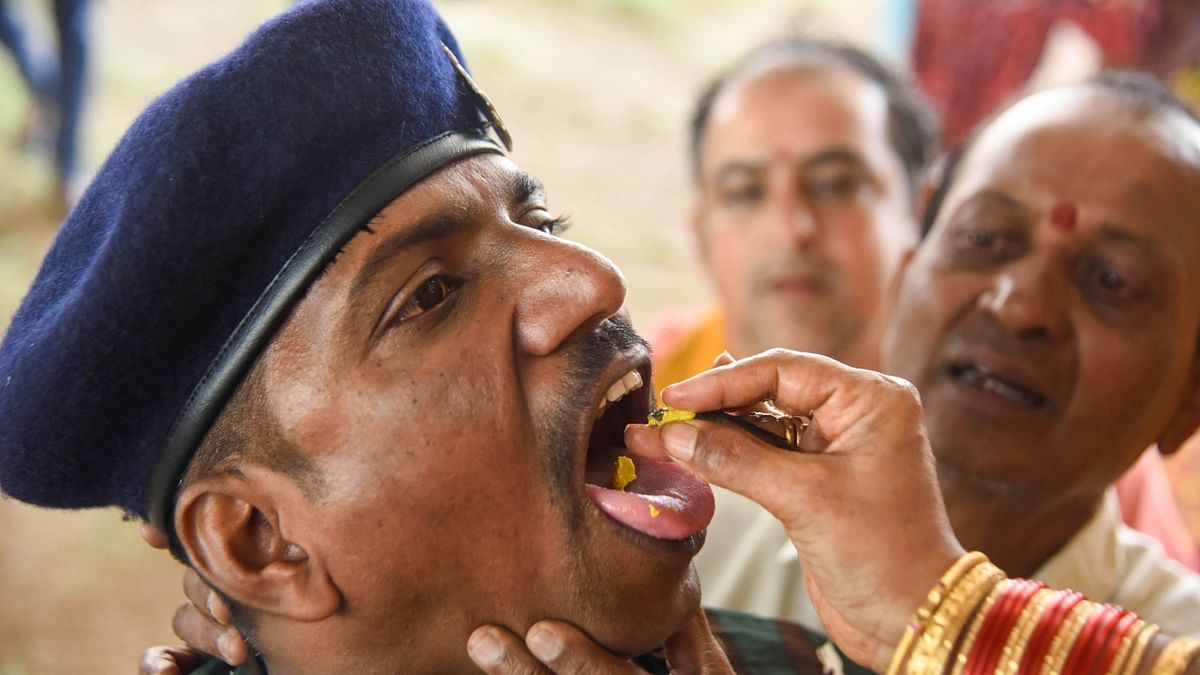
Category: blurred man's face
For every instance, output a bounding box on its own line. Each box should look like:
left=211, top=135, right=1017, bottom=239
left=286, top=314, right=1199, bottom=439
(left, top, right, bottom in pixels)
left=885, top=88, right=1200, bottom=499
left=257, top=154, right=714, bottom=670
left=695, top=66, right=917, bottom=366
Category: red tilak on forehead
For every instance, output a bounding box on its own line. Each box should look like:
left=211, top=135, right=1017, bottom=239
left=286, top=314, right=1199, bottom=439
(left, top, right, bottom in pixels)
left=1049, top=202, right=1077, bottom=232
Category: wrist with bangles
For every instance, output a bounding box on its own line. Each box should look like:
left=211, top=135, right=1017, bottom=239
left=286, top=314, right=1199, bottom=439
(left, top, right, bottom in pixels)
left=887, top=552, right=1200, bottom=675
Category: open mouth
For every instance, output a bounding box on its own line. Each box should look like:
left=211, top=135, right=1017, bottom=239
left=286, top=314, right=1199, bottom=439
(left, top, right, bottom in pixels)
left=581, top=364, right=714, bottom=542
left=947, top=362, right=1046, bottom=409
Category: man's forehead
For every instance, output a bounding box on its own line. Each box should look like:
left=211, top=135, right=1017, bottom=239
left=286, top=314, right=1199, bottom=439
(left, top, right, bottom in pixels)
left=714, top=65, right=888, bottom=132
left=967, top=88, right=1200, bottom=176
left=953, top=93, right=1200, bottom=208
left=705, top=66, right=892, bottom=176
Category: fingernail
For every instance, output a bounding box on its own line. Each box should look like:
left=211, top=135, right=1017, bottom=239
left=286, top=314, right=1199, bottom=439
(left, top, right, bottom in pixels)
left=527, top=626, right=563, bottom=661
left=468, top=630, right=505, bottom=666
left=217, top=632, right=237, bottom=662
left=209, top=592, right=231, bottom=625
left=662, top=422, right=697, bottom=461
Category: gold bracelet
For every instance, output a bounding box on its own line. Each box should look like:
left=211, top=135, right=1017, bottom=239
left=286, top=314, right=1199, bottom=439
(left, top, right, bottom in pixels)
left=887, top=552, right=990, bottom=675
left=999, top=588, right=1055, bottom=675
left=909, top=562, right=1007, bottom=675
left=1151, top=637, right=1200, bottom=675
left=1107, top=620, right=1149, bottom=675
left=1041, top=600, right=1098, bottom=675
left=949, top=579, right=1007, bottom=675
left=1119, top=624, right=1160, bottom=675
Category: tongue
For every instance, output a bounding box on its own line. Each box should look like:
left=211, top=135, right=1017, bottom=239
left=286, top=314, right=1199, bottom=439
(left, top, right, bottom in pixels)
left=586, top=457, right=715, bottom=541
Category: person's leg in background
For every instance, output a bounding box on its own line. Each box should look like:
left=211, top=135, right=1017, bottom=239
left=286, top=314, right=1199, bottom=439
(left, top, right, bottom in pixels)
left=0, top=0, right=43, bottom=90
left=50, top=0, right=90, bottom=207
left=0, top=0, right=57, bottom=154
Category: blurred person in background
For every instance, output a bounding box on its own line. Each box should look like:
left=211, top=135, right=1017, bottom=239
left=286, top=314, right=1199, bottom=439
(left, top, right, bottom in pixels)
left=901, top=0, right=1200, bottom=147
left=648, top=36, right=946, bottom=631
left=651, top=37, right=934, bottom=387
left=0, top=0, right=92, bottom=209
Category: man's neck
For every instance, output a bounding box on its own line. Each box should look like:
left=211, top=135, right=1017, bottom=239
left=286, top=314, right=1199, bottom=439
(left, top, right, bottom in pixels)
left=938, top=462, right=1103, bottom=578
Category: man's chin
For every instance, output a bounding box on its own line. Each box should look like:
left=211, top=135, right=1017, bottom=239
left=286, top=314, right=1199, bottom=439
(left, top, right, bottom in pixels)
left=576, top=562, right=702, bottom=658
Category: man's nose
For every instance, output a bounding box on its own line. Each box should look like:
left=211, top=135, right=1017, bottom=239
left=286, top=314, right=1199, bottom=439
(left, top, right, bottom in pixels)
left=769, top=188, right=817, bottom=246
left=977, top=259, right=1070, bottom=340
left=514, top=237, right=627, bottom=356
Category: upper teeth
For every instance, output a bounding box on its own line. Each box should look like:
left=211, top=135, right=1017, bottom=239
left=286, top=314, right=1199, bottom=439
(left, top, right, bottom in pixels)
left=598, top=369, right=644, bottom=414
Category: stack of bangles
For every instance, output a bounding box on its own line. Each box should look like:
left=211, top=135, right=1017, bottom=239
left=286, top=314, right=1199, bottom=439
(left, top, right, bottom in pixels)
left=887, top=552, right=1200, bottom=675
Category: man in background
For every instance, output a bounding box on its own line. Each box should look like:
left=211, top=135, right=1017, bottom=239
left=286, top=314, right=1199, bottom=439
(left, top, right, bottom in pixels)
left=652, top=38, right=934, bottom=387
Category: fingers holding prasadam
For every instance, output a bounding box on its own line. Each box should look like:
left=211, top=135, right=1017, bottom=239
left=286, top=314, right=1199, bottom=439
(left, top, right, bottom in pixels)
left=653, top=349, right=963, bottom=669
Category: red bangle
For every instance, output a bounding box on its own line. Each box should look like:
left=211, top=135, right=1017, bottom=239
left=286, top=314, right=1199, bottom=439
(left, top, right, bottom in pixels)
left=1090, top=610, right=1139, bottom=675
left=1018, top=590, right=1086, bottom=675
left=1077, top=605, right=1129, bottom=675
left=1062, top=604, right=1121, bottom=675
left=968, top=579, right=1045, bottom=675
left=965, top=580, right=1021, bottom=675
left=965, top=581, right=1022, bottom=675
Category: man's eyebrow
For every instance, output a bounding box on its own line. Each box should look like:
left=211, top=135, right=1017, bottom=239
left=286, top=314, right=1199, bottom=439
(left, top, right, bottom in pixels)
left=509, top=171, right=546, bottom=205
left=709, top=149, right=868, bottom=184
left=711, top=160, right=767, bottom=184
left=952, top=189, right=1032, bottom=221
left=349, top=213, right=468, bottom=299
left=1094, top=223, right=1161, bottom=259
left=799, top=148, right=868, bottom=171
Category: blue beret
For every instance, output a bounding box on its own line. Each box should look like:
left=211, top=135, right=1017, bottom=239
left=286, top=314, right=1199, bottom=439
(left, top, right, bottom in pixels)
left=0, top=0, right=506, bottom=531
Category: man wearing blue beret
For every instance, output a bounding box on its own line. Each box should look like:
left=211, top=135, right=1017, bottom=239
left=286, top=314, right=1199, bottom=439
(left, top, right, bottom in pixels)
left=0, top=1, right=772, bottom=672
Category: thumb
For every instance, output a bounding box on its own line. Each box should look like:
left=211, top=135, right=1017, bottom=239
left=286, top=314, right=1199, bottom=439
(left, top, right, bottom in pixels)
left=660, top=419, right=820, bottom=524
left=663, top=610, right=733, bottom=673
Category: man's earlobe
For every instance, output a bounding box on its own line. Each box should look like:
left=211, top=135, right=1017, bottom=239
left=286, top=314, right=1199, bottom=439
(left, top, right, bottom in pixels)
left=1158, top=363, right=1200, bottom=456
left=174, top=468, right=341, bottom=622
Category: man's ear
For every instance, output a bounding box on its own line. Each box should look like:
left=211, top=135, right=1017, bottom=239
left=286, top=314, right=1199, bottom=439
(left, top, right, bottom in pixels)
left=1158, top=360, right=1200, bottom=456
left=174, top=466, right=340, bottom=622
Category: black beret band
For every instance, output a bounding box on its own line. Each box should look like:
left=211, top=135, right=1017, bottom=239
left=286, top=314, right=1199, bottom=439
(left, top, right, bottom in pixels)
left=147, top=130, right=502, bottom=534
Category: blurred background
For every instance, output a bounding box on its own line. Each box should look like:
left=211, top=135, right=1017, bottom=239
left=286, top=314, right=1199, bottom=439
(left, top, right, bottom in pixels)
left=3, top=0, right=1199, bottom=672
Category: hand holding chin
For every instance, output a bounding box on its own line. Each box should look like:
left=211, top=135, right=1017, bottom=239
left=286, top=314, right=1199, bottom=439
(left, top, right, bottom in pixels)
left=467, top=610, right=732, bottom=674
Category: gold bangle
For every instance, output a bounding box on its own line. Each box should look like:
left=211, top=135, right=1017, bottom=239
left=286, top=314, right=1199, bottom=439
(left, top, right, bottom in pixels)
left=909, top=563, right=1007, bottom=675
left=887, top=552, right=990, bottom=675
left=1041, top=600, right=1098, bottom=675
left=1151, top=637, right=1200, bottom=675
left=999, top=588, right=1056, bottom=675
left=1119, top=624, right=1160, bottom=675
left=949, top=579, right=1007, bottom=675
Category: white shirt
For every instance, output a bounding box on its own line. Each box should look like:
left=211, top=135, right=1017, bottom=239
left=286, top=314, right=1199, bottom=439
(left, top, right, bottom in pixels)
left=695, top=487, right=1200, bottom=638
